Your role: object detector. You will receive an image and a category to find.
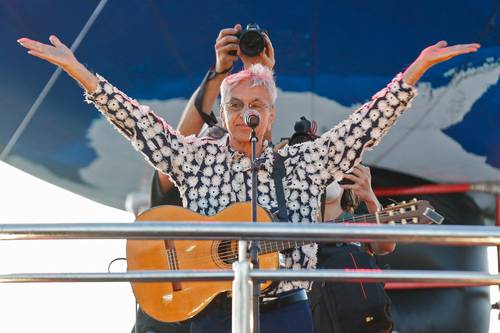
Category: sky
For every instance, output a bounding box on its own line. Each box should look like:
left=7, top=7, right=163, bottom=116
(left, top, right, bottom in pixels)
left=0, top=160, right=498, bottom=332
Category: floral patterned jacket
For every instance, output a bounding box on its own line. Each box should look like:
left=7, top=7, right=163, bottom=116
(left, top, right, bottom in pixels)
left=85, top=73, right=417, bottom=293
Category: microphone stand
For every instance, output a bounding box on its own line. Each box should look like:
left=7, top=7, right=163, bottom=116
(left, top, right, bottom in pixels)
left=249, top=128, right=260, bottom=333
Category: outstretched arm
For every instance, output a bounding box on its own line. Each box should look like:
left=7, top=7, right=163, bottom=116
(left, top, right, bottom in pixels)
left=279, top=41, right=480, bottom=189
left=18, top=35, right=200, bottom=189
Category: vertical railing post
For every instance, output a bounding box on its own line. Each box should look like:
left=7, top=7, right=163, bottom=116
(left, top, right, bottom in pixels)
left=496, top=194, right=500, bottom=289
left=232, top=240, right=253, bottom=333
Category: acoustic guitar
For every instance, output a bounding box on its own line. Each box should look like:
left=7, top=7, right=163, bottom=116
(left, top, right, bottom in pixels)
left=126, top=199, right=442, bottom=322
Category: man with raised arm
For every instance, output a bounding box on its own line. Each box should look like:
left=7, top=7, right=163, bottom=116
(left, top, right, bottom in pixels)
left=134, top=24, right=275, bottom=333
left=18, top=31, right=479, bottom=332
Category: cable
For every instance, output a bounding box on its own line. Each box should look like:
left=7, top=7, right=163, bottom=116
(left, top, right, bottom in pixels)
left=107, top=257, right=127, bottom=273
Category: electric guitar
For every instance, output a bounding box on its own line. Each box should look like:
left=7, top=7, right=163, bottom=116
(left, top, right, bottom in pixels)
left=126, top=199, right=443, bottom=322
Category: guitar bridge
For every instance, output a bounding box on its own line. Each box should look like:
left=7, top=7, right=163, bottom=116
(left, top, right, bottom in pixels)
left=164, top=240, right=183, bottom=291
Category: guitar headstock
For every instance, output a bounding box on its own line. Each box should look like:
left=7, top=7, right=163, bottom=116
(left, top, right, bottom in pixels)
left=379, top=199, right=444, bottom=225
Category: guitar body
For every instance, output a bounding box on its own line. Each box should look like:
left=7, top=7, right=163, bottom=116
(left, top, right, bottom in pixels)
left=126, top=202, right=278, bottom=323
left=126, top=199, right=438, bottom=323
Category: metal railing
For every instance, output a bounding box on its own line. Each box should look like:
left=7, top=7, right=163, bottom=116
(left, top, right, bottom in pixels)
left=2, top=269, right=500, bottom=285
left=2, top=222, right=500, bottom=244
left=1, top=222, right=500, bottom=332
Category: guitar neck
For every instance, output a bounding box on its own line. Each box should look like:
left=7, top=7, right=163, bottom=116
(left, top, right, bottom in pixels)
left=260, top=213, right=379, bottom=254
left=260, top=240, right=311, bottom=255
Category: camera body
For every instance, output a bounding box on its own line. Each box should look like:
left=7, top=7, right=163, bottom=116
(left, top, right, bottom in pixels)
left=230, top=23, right=268, bottom=57
left=294, top=116, right=313, bottom=135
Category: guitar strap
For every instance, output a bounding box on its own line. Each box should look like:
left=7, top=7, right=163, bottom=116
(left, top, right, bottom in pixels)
left=321, top=191, right=327, bottom=222
left=272, top=152, right=329, bottom=223
left=193, top=66, right=220, bottom=127
left=272, top=152, right=289, bottom=222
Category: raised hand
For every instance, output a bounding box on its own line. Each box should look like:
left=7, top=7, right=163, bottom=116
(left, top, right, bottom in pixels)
left=214, top=24, right=275, bottom=73
left=403, top=40, right=480, bottom=85
left=18, top=35, right=77, bottom=70
left=417, top=40, right=480, bottom=67
left=17, top=35, right=97, bottom=92
left=340, top=165, right=393, bottom=254
left=214, top=25, right=240, bottom=74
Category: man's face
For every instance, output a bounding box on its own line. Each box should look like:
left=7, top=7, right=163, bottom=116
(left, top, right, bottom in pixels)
left=220, top=79, right=275, bottom=145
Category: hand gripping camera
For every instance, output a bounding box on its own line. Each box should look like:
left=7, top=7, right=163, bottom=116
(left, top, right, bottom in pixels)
left=232, top=23, right=268, bottom=57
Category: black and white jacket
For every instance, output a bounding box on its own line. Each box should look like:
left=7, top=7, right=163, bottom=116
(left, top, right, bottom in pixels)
left=85, top=73, right=417, bottom=293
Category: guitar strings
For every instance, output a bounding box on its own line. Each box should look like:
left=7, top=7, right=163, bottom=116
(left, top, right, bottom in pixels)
left=167, top=210, right=412, bottom=265
left=155, top=210, right=412, bottom=267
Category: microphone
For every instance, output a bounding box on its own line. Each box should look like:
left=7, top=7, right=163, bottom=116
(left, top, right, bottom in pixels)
left=244, top=110, right=260, bottom=129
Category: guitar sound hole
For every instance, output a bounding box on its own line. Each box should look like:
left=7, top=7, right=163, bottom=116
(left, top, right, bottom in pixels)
left=217, top=241, right=238, bottom=265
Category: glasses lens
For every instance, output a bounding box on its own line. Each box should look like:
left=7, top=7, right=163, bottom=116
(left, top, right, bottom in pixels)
left=227, top=100, right=244, bottom=112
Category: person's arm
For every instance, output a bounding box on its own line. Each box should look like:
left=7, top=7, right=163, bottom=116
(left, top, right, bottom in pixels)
left=19, top=35, right=199, bottom=188
left=176, top=24, right=275, bottom=136
left=341, top=165, right=395, bottom=255
left=278, top=41, right=480, bottom=186
left=176, top=25, right=240, bottom=136
left=157, top=25, right=241, bottom=194
left=157, top=73, right=225, bottom=193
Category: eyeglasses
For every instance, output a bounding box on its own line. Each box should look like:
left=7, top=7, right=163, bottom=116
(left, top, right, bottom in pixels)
left=223, top=99, right=271, bottom=114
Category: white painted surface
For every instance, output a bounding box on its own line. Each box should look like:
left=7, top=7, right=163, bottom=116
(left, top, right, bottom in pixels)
left=0, top=161, right=136, bottom=332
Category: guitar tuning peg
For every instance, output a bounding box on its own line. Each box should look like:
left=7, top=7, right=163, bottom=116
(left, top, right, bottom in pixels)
left=412, top=198, right=418, bottom=202
left=401, top=200, right=406, bottom=204
left=389, top=203, right=395, bottom=207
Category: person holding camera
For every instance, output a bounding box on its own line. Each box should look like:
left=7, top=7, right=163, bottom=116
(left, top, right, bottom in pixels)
left=156, top=24, right=274, bottom=200
left=18, top=21, right=479, bottom=333
left=131, top=24, right=276, bottom=333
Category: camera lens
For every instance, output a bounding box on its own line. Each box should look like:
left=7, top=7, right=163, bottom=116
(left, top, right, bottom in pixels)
left=239, top=30, right=265, bottom=57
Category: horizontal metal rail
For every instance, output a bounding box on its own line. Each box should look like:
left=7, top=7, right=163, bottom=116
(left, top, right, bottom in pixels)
left=1, top=223, right=500, bottom=245
left=1, top=269, right=499, bottom=285
left=0, top=270, right=234, bottom=283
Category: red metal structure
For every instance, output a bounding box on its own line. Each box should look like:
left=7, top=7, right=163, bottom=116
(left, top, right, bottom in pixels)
left=374, top=182, right=500, bottom=290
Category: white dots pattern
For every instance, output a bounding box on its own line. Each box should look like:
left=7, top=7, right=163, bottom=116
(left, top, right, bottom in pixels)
left=84, top=73, right=417, bottom=294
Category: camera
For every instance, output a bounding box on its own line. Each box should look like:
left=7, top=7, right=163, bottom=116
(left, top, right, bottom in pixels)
left=231, top=23, right=268, bottom=57
left=286, top=116, right=319, bottom=146
left=294, top=116, right=313, bottom=135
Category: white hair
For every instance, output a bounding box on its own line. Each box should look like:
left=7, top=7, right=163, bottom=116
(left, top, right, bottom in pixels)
left=220, top=64, right=277, bottom=104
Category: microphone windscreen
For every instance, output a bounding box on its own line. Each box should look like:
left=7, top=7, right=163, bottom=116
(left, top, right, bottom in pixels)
left=244, top=110, right=260, bottom=128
